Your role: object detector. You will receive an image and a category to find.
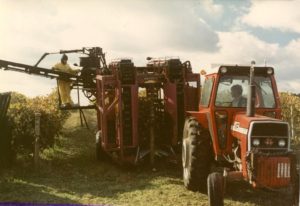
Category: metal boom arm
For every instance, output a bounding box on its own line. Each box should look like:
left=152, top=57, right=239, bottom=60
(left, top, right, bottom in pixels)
left=0, top=59, right=82, bottom=84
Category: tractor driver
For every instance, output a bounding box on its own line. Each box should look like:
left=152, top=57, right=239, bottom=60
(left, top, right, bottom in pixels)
left=52, top=54, right=80, bottom=107
left=231, top=84, right=247, bottom=107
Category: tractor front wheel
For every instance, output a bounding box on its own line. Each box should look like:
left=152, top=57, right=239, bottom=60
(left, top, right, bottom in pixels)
left=207, top=172, right=224, bottom=206
left=182, top=117, right=213, bottom=191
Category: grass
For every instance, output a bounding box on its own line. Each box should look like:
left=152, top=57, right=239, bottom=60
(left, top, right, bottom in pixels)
left=0, top=110, right=298, bottom=206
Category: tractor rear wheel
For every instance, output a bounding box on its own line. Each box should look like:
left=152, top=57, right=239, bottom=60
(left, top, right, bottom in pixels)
left=207, top=172, right=224, bottom=206
left=182, top=117, right=213, bottom=191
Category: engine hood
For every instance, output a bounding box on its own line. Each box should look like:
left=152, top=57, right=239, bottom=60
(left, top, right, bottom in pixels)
left=230, top=112, right=282, bottom=137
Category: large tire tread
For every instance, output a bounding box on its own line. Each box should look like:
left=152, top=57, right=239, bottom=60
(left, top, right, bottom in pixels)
left=183, top=117, right=213, bottom=192
left=207, top=172, right=224, bottom=206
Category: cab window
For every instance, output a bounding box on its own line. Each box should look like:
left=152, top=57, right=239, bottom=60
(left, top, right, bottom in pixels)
left=259, top=78, right=276, bottom=108
left=200, top=77, right=214, bottom=107
left=215, top=75, right=276, bottom=108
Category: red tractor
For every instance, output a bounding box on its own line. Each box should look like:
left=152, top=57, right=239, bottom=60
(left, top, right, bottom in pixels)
left=182, top=62, right=299, bottom=205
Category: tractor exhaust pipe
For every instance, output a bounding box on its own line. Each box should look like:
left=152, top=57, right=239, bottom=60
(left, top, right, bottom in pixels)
left=247, top=61, right=256, bottom=117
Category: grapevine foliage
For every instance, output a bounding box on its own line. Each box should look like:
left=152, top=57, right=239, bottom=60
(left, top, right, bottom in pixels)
left=7, top=90, right=70, bottom=153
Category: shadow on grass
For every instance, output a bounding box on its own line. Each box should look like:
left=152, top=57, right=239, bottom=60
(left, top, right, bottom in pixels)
left=224, top=181, right=294, bottom=206
left=0, top=125, right=161, bottom=204
left=0, top=178, right=78, bottom=204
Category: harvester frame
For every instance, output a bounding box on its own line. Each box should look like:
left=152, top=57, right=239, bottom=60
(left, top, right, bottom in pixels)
left=95, top=58, right=200, bottom=165
left=0, top=47, right=201, bottom=165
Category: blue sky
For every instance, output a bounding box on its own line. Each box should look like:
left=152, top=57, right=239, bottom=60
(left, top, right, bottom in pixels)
left=1, top=0, right=300, bottom=97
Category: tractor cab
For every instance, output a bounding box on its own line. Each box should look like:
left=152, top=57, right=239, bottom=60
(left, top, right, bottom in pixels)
left=195, top=65, right=282, bottom=155
left=201, top=66, right=280, bottom=115
left=183, top=63, right=299, bottom=206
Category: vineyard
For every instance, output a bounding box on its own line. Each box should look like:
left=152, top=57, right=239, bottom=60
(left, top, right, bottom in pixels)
left=280, top=92, right=300, bottom=145
left=3, top=91, right=300, bottom=161
left=2, top=111, right=211, bottom=206
left=0, top=93, right=299, bottom=205
left=0, top=111, right=296, bottom=205
left=6, top=91, right=70, bottom=157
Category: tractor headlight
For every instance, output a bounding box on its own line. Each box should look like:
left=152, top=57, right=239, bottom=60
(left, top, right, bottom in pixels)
left=278, top=139, right=286, bottom=147
left=267, top=68, right=273, bottom=75
left=220, top=67, right=227, bottom=74
left=252, top=139, right=260, bottom=146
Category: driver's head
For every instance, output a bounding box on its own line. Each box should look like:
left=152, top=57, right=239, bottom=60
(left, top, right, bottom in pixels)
left=61, top=54, right=68, bottom=64
left=231, top=84, right=243, bottom=98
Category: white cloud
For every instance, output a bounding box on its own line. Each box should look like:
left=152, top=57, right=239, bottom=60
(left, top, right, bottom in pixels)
left=0, top=0, right=220, bottom=97
left=182, top=31, right=300, bottom=94
left=203, top=31, right=300, bottom=94
left=277, top=80, right=300, bottom=93
left=1, top=0, right=300, bottom=97
left=0, top=70, right=55, bottom=97
left=241, top=0, right=300, bottom=33
left=214, top=31, right=279, bottom=63
left=184, top=31, right=279, bottom=71
left=201, top=0, right=224, bottom=17
left=0, top=0, right=219, bottom=60
left=268, top=38, right=300, bottom=81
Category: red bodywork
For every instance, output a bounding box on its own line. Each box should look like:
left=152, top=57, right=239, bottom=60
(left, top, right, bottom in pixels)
left=95, top=59, right=200, bottom=164
left=187, top=66, right=296, bottom=189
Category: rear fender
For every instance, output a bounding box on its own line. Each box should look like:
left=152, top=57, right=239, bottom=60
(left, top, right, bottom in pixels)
left=186, top=111, right=216, bottom=154
left=186, top=111, right=209, bottom=130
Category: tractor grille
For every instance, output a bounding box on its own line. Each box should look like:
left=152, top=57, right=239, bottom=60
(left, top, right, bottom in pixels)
left=251, top=122, right=288, bottom=136
left=255, top=156, right=291, bottom=188
left=249, top=122, right=289, bottom=153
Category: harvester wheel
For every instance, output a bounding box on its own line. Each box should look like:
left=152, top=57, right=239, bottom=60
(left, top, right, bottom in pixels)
left=96, top=131, right=106, bottom=161
left=207, top=172, right=224, bottom=206
left=182, top=117, right=213, bottom=191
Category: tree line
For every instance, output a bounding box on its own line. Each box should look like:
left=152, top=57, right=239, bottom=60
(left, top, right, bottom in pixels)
left=2, top=91, right=298, bottom=165
left=280, top=92, right=300, bottom=145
